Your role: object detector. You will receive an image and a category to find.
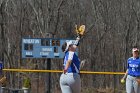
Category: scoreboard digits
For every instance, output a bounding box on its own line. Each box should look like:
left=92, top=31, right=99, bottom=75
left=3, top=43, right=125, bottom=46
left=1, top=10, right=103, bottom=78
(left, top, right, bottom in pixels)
left=22, top=38, right=77, bottom=58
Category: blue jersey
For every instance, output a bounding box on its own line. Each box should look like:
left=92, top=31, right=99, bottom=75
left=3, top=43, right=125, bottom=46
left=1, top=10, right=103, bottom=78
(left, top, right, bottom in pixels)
left=63, top=51, right=80, bottom=73
left=0, top=62, right=3, bottom=75
left=127, top=57, right=140, bottom=77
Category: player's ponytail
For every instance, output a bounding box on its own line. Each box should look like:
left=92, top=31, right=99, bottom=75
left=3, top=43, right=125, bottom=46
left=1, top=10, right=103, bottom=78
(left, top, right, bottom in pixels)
left=62, top=42, right=67, bottom=52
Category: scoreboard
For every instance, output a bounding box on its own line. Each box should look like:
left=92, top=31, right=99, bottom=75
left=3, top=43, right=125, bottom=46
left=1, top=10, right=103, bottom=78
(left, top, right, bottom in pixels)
left=22, top=38, right=77, bottom=58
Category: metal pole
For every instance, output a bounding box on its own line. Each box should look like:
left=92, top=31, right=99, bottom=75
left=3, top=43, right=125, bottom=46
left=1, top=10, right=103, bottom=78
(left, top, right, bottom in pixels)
left=47, top=58, right=51, bottom=93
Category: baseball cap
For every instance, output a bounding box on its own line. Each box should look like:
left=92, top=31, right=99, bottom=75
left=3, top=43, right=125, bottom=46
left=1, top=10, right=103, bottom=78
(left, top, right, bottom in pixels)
left=132, top=48, right=139, bottom=52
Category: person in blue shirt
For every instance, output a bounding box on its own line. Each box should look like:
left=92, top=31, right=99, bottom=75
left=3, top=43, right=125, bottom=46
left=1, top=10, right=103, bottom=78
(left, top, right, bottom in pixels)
left=121, top=47, right=140, bottom=93
left=0, top=61, right=3, bottom=93
left=60, top=36, right=81, bottom=93
left=0, top=61, right=3, bottom=76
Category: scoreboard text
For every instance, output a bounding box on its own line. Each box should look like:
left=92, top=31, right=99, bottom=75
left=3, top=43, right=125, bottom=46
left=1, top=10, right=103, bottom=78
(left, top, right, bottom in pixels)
left=22, top=38, right=77, bottom=58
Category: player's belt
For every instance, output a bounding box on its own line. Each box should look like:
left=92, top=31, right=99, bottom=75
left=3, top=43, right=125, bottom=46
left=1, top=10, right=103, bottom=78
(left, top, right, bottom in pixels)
left=129, top=74, right=140, bottom=77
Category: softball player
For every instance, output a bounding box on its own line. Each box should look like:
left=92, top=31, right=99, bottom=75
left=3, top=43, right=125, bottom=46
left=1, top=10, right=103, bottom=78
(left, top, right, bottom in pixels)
left=60, top=36, right=81, bottom=93
left=0, top=61, right=3, bottom=93
left=121, top=47, right=140, bottom=93
left=60, top=25, right=85, bottom=93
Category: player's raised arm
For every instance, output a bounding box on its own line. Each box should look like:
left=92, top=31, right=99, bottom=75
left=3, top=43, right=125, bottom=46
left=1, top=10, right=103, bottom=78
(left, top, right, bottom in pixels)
left=73, top=25, right=86, bottom=49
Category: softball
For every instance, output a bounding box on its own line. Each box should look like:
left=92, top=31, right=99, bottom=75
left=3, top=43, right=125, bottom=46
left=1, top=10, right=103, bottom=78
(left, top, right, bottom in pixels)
left=120, top=79, right=125, bottom=83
